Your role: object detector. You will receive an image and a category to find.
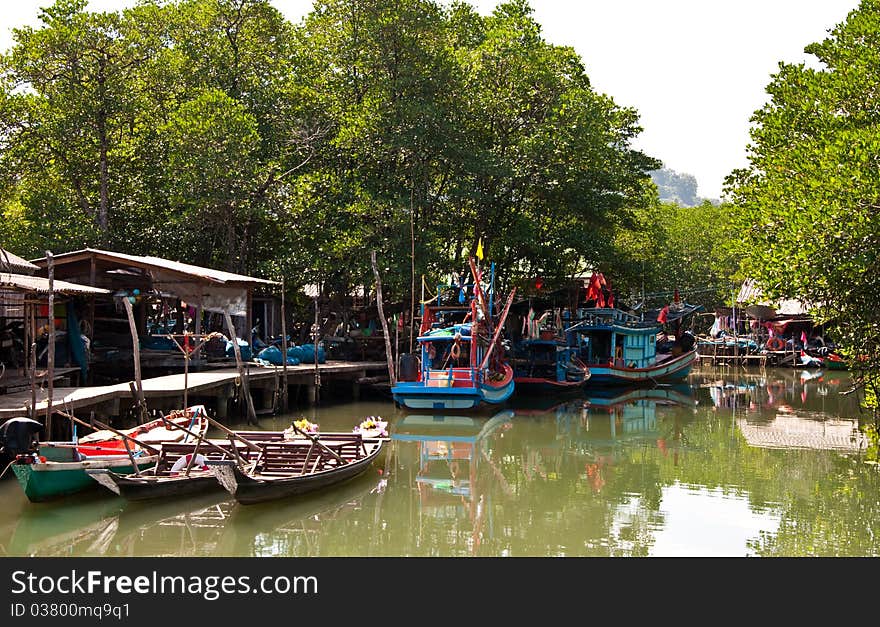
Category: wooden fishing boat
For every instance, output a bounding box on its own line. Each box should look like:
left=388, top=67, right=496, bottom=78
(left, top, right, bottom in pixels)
left=510, top=337, right=591, bottom=394
left=392, top=260, right=516, bottom=410
left=43, top=406, right=209, bottom=458
left=566, top=309, right=697, bottom=387
left=10, top=406, right=209, bottom=502
left=208, top=432, right=385, bottom=505
left=85, top=433, right=279, bottom=501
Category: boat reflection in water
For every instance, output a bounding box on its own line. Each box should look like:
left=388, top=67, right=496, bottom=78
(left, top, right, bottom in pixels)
left=390, top=410, right=515, bottom=555
left=553, top=385, right=696, bottom=445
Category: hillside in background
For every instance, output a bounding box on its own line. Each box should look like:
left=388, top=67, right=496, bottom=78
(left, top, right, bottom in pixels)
left=650, top=167, right=718, bottom=206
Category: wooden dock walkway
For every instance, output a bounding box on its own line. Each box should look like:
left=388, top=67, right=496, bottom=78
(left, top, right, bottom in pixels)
left=0, top=361, right=388, bottom=420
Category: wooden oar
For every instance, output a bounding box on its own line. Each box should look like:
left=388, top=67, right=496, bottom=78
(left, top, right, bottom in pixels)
left=156, top=413, right=243, bottom=462
left=54, top=409, right=161, bottom=456
left=288, top=421, right=347, bottom=465
left=200, top=414, right=264, bottom=453
left=478, top=288, right=517, bottom=372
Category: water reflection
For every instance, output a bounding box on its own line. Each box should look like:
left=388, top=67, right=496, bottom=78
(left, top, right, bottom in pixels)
left=2, top=368, right=879, bottom=556
left=391, top=410, right=514, bottom=555
left=694, top=368, right=867, bottom=452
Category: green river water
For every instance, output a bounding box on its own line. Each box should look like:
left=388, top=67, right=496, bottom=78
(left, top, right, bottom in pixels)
left=2, top=366, right=878, bottom=557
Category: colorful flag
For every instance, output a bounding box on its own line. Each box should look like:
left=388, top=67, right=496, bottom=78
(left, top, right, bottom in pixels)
left=476, top=238, right=484, bottom=261
left=657, top=306, right=669, bottom=324
left=801, top=330, right=808, bottom=346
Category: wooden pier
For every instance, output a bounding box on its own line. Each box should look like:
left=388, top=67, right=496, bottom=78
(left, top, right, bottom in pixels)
left=0, top=361, right=388, bottom=422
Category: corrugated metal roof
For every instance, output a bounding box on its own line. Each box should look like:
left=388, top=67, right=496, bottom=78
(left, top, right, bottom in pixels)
left=32, top=248, right=278, bottom=285
left=0, top=273, right=110, bottom=295
left=736, top=278, right=810, bottom=315
left=0, top=248, right=39, bottom=275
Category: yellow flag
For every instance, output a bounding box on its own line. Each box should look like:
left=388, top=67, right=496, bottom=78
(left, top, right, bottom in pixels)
left=476, top=238, right=484, bottom=260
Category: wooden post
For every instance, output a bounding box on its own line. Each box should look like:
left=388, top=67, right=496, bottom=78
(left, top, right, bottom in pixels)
left=87, top=257, right=96, bottom=384
left=29, top=301, right=37, bottom=421
left=313, top=295, right=320, bottom=404
left=122, top=296, right=147, bottom=423
left=183, top=331, right=189, bottom=410
left=29, top=338, right=37, bottom=422
left=45, top=250, right=55, bottom=437
left=224, top=312, right=258, bottom=425
left=280, top=277, right=288, bottom=412
left=371, top=251, right=396, bottom=387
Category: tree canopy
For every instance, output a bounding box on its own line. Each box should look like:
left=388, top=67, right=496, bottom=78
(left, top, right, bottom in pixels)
left=0, top=0, right=664, bottom=304
left=726, top=0, right=880, bottom=405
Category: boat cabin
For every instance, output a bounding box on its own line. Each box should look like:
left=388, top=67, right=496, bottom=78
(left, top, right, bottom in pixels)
left=567, top=308, right=658, bottom=369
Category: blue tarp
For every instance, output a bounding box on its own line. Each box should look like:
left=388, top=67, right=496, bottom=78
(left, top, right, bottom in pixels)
left=225, top=338, right=252, bottom=361
left=296, top=343, right=326, bottom=364
left=257, top=346, right=300, bottom=366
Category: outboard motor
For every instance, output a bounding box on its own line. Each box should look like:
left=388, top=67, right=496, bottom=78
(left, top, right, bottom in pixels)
left=679, top=331, right=696, bottom=352
left=397, top=353, right=421, bottom=382
left=0, top=417, right=43, bottom=469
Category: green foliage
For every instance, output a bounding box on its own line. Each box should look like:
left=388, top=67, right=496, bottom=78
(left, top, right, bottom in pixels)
left=612, top=199, right=740, bottom=309
left=726, top=0, right=880, bottom=406
left=0, top=0, right=661, bottom=309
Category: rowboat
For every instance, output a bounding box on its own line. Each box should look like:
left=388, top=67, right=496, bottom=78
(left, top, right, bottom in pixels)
left=11, top=406, right=209, bottom=502
left=85, top=433, right=279, bottom=502
left=208, top=432, right=385, bottom=505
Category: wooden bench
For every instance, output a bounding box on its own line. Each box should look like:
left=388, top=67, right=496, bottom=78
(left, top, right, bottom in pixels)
left=257, top=433, right=365, bottom=476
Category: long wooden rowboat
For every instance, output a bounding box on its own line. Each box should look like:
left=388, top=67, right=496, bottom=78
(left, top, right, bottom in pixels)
left=208, top=433, right=385, bottom=505
left=85, top=437, right=272, bottom=501
left=11, top=407, right=210, bottom=502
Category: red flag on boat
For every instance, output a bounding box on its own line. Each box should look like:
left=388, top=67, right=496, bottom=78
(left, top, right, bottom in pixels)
left=585, top=273, right=601, bottom=302
left=657, top=306, right=669, bottom=324
left=801, top=330, right=808, bottom=346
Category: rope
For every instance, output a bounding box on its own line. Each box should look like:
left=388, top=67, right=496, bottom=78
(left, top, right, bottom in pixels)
left=0, top=459, right=16, bottom=481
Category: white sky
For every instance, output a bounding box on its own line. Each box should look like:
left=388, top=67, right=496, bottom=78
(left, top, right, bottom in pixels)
left=0, top=0, right=862, bottom=199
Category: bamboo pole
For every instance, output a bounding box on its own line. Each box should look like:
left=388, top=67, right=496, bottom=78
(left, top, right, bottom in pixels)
left=280, top=277, right=288, bottom=412
left=313, top=296, right=320, bottom=404
left=202, top=412, right=262, bottom=453
left=371, top=251, right=396, bottom=386
left=478, top=288, right=517, bottom=371
left=163, top=333, right=209, bottom=413
left=409, top=187, right=416, bottom=353
left=29, top=326, right=36, bottom=422
left=45, top=251, right=54, bottom=437
left=122, top=296, right=147, bottom=423
left=223, top=312, right=258, bottom=425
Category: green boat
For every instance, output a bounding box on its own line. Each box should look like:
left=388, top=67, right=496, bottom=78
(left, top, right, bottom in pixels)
left=12, top=451, right=158, bottom=503
left=8, top=405, right=209, bottom=503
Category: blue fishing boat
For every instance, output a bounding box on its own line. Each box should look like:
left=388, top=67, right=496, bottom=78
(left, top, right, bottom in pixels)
left=565, top=307, right=697, bottom=386
left=563, top=275, right=701, bottom=387
left=392, top=261, right=516, bottom=411
left=510, top=336, right=591, bottom=394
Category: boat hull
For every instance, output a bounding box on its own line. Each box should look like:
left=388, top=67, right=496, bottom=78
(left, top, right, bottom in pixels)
left=392, top=364, right=515, bottom=410
left=210, top=442, right=383, bottom=505
left=12, top=455, right=158, bottom=502
left=584, top=350, right=697, bottom=387
left=87, top=469, right=221, bottom=502
left=513, top=377, right=587, bottom=395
